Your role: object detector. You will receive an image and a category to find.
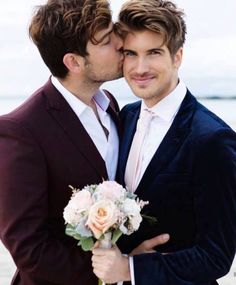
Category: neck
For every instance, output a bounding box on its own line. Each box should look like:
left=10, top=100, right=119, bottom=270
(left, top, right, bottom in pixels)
left=59, top=75, right=102, bottom=106
left=144, top=77, right=179, bottom=108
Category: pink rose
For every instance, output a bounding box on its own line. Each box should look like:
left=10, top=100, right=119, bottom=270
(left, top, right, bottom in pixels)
left=86, top=200, right=118, bottom=239
left=96, top=181, right=126, bottom=202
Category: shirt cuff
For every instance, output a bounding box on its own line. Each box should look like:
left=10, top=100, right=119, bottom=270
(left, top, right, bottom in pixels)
left=117, top=255, right=135, bottom=285
left=129, top=256, right=135, bottom=285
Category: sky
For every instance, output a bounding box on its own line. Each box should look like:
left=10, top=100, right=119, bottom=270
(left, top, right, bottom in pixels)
left=0, top=0, right=236, bottom=99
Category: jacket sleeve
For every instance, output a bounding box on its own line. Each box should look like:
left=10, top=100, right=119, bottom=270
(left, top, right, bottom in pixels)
left=133, top=128, right=236, bottom=285
left=0, top=117, right=95, bottom=284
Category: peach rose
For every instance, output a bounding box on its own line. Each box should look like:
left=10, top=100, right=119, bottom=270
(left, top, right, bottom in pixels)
left=86, top=200, right=118, bottom=239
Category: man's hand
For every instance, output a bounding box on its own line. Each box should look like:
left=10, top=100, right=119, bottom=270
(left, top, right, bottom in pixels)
left=92, top=244, right=131, bottom=284
left=130, top=233, right=170, bottom=256
left=91, top=234, right=169, bottom=283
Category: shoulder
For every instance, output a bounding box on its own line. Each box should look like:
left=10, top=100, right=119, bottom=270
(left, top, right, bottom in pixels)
left=1, top=86, right=46, bottom=122
left=120, top=100, right=141, bottom=119
left=193, top=100, right=234, bottom=135
left=190, top=101, right=236, bottom=160
left=0, top=82, right=53, bottom=141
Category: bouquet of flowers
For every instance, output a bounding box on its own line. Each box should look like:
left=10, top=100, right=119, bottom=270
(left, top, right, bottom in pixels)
left=63, top=181, right=149, bottom=252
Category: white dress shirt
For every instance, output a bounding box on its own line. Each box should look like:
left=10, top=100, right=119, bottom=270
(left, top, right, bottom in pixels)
left=51, top=76, right=119, bottom=180
left=129, top=80, right=187, bottom=285
left=134, top=80, right=187, bottom=187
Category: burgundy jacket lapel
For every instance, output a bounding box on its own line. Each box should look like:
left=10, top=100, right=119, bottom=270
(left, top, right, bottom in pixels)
left=43, top=80, right=108, bottom=180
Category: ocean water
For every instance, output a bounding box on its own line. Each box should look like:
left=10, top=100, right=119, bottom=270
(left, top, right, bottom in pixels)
left=0, top=97, right=236, bottom=284
left=1, top=96, right=236, bottom=129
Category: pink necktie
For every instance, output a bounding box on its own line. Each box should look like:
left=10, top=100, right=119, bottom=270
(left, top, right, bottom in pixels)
left=125, top=109, right=153, bottom=192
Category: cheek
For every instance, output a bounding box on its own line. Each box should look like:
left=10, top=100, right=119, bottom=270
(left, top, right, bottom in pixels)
left=123, top=60, right=132, bottom=74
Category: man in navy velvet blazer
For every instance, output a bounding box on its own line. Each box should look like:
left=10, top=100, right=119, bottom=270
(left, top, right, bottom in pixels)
left=92, top=1, right=236, bottom=284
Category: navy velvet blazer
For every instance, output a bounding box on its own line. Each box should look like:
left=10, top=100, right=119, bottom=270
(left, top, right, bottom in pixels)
left=0, top=79, right=119, bottom=285
left=117, top=90, right=236, bottom=285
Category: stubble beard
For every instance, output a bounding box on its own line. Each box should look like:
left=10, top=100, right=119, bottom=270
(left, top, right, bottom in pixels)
left=84, top=59, right=123, bottom=84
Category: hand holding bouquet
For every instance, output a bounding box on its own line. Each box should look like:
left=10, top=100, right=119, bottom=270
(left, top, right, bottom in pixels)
left=63, top=181, right=148, bottom=251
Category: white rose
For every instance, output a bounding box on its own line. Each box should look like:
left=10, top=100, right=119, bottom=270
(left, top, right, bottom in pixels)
left=63, top=205, right=81, bottom=226
left=129, top=214, right=142, bottom=231
left=122, top=198, right=141, bottom=217
left=119, top=221, right=128, bottom=234
left=70, top=190, right=93, bottom=213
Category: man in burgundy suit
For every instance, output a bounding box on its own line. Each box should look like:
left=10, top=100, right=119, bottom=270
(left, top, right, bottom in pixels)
left=0, top=1, right=125, bottom=284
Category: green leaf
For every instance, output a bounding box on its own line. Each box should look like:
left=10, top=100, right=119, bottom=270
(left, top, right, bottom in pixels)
left=112, top=229, right=123, bottom=244
left=79, top=237, right=94, bottom=251
left=65, top=225, right=81, bottom=240
left=65, top=224, right=76, bottom=236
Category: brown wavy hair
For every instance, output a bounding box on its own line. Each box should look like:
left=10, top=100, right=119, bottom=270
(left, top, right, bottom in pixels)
left=117, top=0, right=186, bottom=56
left=29, top=0, right=111, bottom=78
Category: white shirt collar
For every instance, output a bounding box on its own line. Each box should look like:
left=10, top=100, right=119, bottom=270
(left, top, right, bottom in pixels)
left=51, top=76, right=110, bottom=117
left=141, top=80, right=187, bottom=122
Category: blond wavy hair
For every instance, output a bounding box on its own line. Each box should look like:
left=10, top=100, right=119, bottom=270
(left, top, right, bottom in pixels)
left=117, top=0, right=186, bottom=56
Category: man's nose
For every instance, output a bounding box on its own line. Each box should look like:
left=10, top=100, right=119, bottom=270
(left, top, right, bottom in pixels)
left=135, top=57, right=149, bottom=74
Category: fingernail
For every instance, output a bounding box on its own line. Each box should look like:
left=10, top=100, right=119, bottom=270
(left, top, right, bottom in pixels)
left=163, top=234, right=170, bottom=241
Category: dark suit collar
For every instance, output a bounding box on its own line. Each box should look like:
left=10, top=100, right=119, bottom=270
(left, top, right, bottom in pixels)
left=103, top=89, right=121, bottom=137
left=42, top=79, right=108, bottom=180
left=119, top=90, right=197, bottom=191
left=118, top=101, right=141, bottom=185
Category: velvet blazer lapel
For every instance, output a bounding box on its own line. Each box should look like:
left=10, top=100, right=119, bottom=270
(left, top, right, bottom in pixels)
left=43, top=80, right=108, bottom=180
left=119, top=101, right=141, bottom=186
left=120, top=91, right=197, bottom=192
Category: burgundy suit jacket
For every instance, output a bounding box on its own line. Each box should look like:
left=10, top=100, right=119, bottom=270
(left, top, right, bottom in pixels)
left=0, top=79, right=119, bottom=285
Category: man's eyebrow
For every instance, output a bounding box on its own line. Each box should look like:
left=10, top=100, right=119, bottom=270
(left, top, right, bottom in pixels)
left=123, top=49, right=136, bottom=53
left=122, top=47, right=164, bottom=53
left=148, top=47, right=164, bottom=52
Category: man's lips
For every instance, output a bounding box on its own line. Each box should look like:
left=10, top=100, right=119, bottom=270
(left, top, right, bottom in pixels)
left=130, top=75, right=155, bottom=85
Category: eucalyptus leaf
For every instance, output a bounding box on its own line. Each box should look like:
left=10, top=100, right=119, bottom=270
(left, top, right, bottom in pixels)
left=65, top=224, right=76, bottom=236
left=79, top=237, right=94, bottom=251
left=66, top=225, right=83, bottom=240
left=112, top=229, right=123, bottom=244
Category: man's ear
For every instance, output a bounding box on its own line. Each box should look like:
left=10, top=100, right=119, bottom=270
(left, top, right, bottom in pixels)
left=173, top=47, right=183, bottom=68
left=63, top=53, right=83, bottom=73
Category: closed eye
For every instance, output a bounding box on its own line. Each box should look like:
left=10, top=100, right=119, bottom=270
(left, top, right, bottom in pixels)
left=103, top=37, right=111, bottom=45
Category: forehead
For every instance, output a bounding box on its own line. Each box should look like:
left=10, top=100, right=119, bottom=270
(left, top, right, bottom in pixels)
left=124, top=29, right=165, bottom=49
